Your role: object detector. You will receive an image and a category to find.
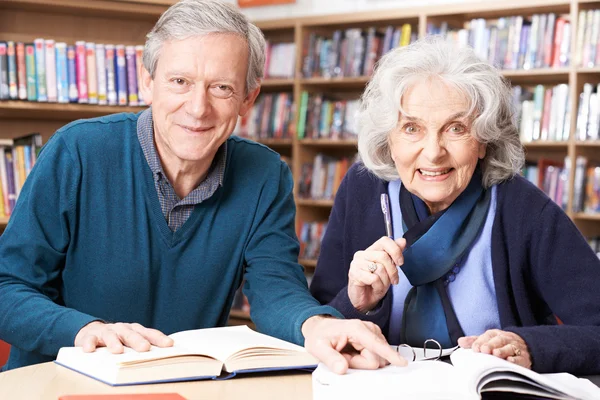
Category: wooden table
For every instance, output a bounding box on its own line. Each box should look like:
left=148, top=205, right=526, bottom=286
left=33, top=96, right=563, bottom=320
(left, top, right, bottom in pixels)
left=0, top=362, right=313, bottom=400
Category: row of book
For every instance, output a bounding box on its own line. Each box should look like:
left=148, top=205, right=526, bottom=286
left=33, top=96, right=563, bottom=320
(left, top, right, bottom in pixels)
left=524, top=156, right=600, bottom=214
left=577, top=83, right=600, bottom=141
left=523, top=159, right=569, bottom=210
left=298, top=154, right=355, bottom=200
left=264, top=41, right=296, bottom=79
left=301, top=25, right=416, bottom=79
left=296, top=92, right=359, bottom=140
left=234, top=92, right=294, bottom=140
left=0, top=134, right=42, bottom=218
left=298, top=220, right=327, bottom=261
left=575, top=9, right=600, bottom=68
left=427, top=14, right=570, bottom=70
left=514, top=84, right=571, bottom=143
left=0, top=39, right=144, bottom=106
left=573, top=156, right=600, bottom=214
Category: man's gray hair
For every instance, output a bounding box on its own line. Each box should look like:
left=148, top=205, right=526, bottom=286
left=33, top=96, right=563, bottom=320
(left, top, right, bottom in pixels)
left=356, top=36, right=525, bottom=188
left=143, top=0, right=266, bottom=93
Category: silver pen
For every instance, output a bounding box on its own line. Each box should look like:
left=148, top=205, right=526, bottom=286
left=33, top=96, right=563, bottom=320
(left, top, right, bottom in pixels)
left=380, top=193, right=393, bottom=238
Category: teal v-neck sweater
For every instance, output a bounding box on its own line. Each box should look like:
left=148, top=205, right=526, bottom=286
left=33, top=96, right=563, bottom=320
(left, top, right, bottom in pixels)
left=0, top=112, right=342, bottom=370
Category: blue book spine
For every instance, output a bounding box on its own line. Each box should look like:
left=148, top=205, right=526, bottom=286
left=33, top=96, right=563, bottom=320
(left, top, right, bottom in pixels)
left=67, top=45, right=78, bottom=103
left=56, top=43, right=69, bottom=103
left=0, top=42, right=8, bottom=100
left=115, top=45, right=127, bottom=106
left=7, top=41, right=18, bottom=99
left=33, top=38, right=47, bottom=102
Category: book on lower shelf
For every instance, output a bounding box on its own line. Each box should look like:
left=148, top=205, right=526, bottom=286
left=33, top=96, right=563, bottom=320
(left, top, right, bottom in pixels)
left=313, top=348, right=600, bottom=400
left=55, top=325, right=317, bottom=386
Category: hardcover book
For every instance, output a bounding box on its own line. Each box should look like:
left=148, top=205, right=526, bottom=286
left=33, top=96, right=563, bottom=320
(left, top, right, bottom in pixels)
left=55, top=325, right=317, bottom=386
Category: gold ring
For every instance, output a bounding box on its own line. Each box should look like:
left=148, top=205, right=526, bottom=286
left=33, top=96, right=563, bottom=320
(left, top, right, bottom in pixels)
left=367, top=262, right=378, bottom=273
left=511, top=344, right=521, bottom=357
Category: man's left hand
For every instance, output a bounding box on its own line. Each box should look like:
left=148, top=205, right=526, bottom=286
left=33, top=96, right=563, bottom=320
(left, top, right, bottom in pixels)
left=458, top=329, right=532, bottom=369
left=301, top=316, right=407, bottom=374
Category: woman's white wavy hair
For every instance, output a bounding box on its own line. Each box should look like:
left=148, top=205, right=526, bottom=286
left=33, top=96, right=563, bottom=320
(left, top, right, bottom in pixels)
left=356, top=36, right=524, bottom=188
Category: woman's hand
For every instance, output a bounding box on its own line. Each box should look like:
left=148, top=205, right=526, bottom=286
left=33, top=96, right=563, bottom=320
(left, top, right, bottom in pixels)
left=458, top=329, right=532, bottom=369
left=348, top=237, right=406, bottom=313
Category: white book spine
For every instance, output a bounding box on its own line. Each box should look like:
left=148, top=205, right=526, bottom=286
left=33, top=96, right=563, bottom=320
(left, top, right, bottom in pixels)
left=44, top=39, right=57, bottom=102
left=95, top=44, right=107, bottom=105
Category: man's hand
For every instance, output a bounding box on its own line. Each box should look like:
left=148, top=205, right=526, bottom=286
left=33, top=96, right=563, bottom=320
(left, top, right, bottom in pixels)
left=458, top=329, right=532, bottom=369
left=301, top=316, right=407, bottom=374
left=74, top=321, right=174, bottom=354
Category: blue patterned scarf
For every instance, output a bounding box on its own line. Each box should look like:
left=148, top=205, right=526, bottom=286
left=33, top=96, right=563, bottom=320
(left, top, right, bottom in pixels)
left=400, top=171, right=491, bottom=348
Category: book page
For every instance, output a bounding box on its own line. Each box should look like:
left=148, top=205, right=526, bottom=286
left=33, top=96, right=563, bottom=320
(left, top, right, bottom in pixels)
left=312, top=361, right=475, bottom=400
left=169, top=325, right=308, bottom=363
left=450, top=348, right=600, bottom=399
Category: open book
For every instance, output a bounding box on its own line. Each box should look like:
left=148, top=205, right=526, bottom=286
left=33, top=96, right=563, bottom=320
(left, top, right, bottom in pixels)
left=313, top=348, right=600, bottom=400
left=55, top=325, right=317, bottom=386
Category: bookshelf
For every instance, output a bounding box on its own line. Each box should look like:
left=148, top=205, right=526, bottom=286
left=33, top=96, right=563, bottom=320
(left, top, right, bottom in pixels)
left=1, top=0, right=600, bottom=320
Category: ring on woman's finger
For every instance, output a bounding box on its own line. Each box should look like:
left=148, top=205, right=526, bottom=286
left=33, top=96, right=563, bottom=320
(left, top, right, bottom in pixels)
left=367, top=262, right=378, bottom=273
left=510, top=344, right=521, bottom=357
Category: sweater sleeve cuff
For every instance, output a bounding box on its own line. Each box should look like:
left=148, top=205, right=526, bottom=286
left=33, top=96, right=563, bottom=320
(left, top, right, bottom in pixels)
left=328, top=286, right=391, bottom=329
left=49, top=310, right=102, bottom=353
left=292, top=305, right=344, bottom=346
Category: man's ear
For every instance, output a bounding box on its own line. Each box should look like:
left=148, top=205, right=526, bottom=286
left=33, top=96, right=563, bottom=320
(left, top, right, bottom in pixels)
left=139, top=64, right=154, bottom=106
left=239, top=86, right=261, bottom=117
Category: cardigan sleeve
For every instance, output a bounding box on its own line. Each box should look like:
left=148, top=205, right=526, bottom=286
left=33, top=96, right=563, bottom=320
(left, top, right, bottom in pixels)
left=0, top=134, right=98, bottom=360
left=310, top=164, right=392, bottom=330
left=243, top=161, right=343, bottom=346
left=505, top=197, right=600, bottom=375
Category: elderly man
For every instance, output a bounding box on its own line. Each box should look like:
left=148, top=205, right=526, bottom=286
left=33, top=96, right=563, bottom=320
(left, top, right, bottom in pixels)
left=0, top=0, right=402, bottom=374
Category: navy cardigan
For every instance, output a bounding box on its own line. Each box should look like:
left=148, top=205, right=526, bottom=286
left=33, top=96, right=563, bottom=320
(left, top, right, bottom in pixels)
left=310, top=162, right=600, bottom=375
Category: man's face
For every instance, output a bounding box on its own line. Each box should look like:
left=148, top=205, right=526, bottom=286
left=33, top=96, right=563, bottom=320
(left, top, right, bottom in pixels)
left=140, top=34, right=259, bottom=167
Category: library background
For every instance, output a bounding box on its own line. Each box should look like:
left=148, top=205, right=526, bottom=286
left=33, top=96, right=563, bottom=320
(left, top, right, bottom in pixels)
left=0, top=0, right=599, bottom=364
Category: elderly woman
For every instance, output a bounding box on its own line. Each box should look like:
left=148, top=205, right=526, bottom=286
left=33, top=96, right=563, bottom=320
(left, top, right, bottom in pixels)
left=310, top=37, right=600, bottom=375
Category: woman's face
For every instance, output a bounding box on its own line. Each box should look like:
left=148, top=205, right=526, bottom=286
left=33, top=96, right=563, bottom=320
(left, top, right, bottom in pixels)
left=389, top=79, right=486, bottom=214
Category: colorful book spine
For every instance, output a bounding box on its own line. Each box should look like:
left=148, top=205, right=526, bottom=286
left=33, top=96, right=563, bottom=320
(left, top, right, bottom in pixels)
left=25, top=43, right=37, bottom=101
left=55, top=42, right=69, bottom=103
left=75, top=41, right=88, bottom=103
left=85, top=42, right=98, bottom=104
left=135, top=45, right=145, bottom=106
left=95, top=44, right=107, bottom=105
left=45, top=39, right=57, bottom=102
left=33, top=38, right=47, bottom=102
left=67, top=45, right=78, bottom=103
left=16, top=42, right=27, bottom=100
left=4, top=150, right=16, bottom=213
left=7, top=41, right=18, bottom=99
left=105, top=45, right=117, bottom=106
left=125, top=45, right=138, bottom=106
left=0, top=42, right=9, bottom=100
left=115, top=45, right=128, bottom=106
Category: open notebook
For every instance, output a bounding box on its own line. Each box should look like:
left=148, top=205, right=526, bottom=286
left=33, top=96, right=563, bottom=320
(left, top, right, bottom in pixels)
left=55, top=325, right=317, bottom=386
left=313, top=348, right=600, bottom=400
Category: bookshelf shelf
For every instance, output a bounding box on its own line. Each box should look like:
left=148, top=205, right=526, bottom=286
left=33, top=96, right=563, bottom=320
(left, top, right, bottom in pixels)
left=573, top=213, right=600, bottom=221
left=261, top=79, right=295, bottom=90
left=575, top=141, right=600, bottom=147
left=300, top=77, right=370, bottom=90
left=0, top=101, right=146, bottom=121
left=299, top=139, right=358, bottom=147
left=0, top=0, right=165, bottom=19
left=0, top=217, right=8, bottom=226
left=296, top=198, right=335, bottom=207
left=501, top=68, right=570, bottom=84
left=523, top=141, right=569, bottom=148
left=577, top=67, right=600, bottom=74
